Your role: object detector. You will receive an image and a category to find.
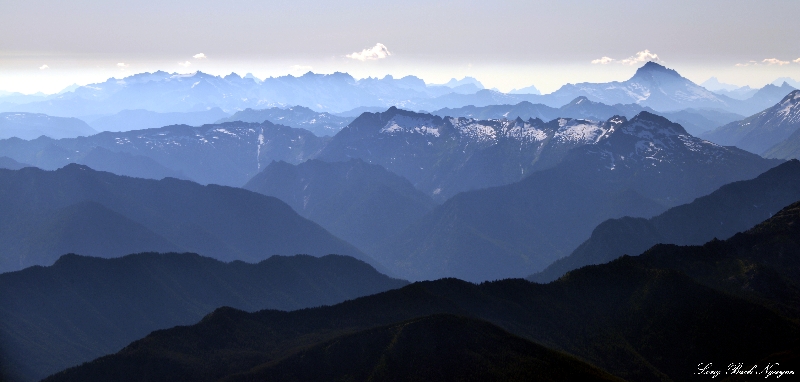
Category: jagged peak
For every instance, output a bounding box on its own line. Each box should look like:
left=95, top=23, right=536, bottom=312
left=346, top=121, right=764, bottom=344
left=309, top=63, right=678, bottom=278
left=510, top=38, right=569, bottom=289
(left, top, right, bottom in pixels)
left=631, top=61, right=682, bottom=79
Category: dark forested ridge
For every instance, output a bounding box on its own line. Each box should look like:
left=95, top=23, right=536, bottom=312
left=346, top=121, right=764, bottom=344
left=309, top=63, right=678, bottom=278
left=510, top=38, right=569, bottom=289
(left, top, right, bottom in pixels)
left=0, top=165, right=375, bottom=273
left=530, top=159, right=800, bottom=283
left=0, top=253, right=407, bottom=382
left=244, top=159, right=436, bottom=253
left=41, top=200, right=800, bottom=382
left=224, top=315, right=624, bottom=382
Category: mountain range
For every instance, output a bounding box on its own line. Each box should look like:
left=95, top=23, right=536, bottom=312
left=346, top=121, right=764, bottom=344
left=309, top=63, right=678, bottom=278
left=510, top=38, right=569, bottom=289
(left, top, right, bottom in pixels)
left=315, top=107, right=622, bottom=200
left=0, top=253, right=407, bottom=382
left=0, top=71, right=499, bottom=117
left=0, top=164, right=374, bottom=273
left=431, top=96, right=743, bottom=136
left=243, top=159, right=435, bottom=253
left=0, top=112, right=97, bottom=140
left=371, top=112, right=779, bottom=281
left=0, top=63, right=793, bottom=118
left=214, top=106, right=355, bottom=136
left=529, top=159, right=800, bottom=283
left=41, top=200, right=800, bottom=381
left=0, top=120, right=328, bottom=186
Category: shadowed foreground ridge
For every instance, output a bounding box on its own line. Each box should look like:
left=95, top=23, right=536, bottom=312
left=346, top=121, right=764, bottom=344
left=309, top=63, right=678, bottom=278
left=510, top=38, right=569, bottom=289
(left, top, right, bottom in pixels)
left=41, top=200, right=800, bottom=382
left=226, top=315, right=623, bottom=382
left=0, top=253, right=407, bottom=382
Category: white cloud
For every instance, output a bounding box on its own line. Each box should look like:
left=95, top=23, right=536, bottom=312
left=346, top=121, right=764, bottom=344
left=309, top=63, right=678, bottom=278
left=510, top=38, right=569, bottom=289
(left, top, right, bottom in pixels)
left=795, top=58, right=800, bottom=63
left=590, top=50, right=661, bottom=65
left=591, top=56, right=614, bottom=65
left=39, top=64, right=49, bottom=70
left=290, top=64, right=313, bottom=73
left=762, top=58, right=789, bottom=65
left=346, top=43, right=391, bottom=61
left=193, top=53, right=206, bottom=59
left=735, top=60, right=758, bottom=67
left=620, top=50, right=660, bottom=65
left=178, top=61, right=192, bottom=67
left=117, top=63, right=129, bottom=68
left=736, top=58, right=793, bottom=67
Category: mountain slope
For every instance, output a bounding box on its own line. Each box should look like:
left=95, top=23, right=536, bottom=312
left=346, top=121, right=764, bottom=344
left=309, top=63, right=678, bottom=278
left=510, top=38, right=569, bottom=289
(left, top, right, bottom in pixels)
left=0, top=112, right=96, bottom=140
left=215, top=106, right=355, bottom=136
left=0, top=120, right=328, bottom=186
left=529, top=159, right=800, bottom=283
left=243, top=159, right=435, bottom=253
left=41, top=202, right=800, bottom=382
left=765, top=124, right=800, bottom=159
left=0, top=253, right=407, bottom=382
left=703, top=90, right=800, bottom=154
left=87, top=108, right=229, bottom=132
left=0, top=165, right=373, bottom=273
left=375, top=112, right=779, bottom=281
left=0, top=156, right=29, bottom=170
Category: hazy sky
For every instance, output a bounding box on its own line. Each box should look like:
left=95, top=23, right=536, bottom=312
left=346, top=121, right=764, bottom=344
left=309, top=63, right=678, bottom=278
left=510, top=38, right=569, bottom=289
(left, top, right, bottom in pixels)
left=2, top=0, right=799, bottom=94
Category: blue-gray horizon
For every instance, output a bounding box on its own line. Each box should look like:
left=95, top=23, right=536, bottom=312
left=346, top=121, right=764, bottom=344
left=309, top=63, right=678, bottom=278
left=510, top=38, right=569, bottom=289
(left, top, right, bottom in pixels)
left=2, top=0, right=799, bottom=94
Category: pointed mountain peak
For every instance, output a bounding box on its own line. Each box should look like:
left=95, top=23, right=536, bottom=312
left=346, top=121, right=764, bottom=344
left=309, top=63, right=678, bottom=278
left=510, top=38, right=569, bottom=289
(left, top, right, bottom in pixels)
left=623, top=111, right=688, bottom=136
left=632, top=61, right=681, bottom=79
left=58, top=163, right=95, bottom=173
left=567, top=96, right=592, bottom=105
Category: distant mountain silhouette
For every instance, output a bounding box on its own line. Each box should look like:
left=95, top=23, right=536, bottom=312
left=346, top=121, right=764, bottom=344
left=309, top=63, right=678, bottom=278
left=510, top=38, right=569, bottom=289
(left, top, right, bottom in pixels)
left=88, top=108, right=229, bottom=132
left=0, top=112, right=96, bottom=140
left=215, top=106, right=354, bottom=136
left=0, top=64, right=784, bottom=117
left=41, top=200, right=800, bottom=382
left=374, top=112, right=779, bottom=281
left=704, top=90, right=800, bottom=155
left=529, top=159, right=800, bottom=283
left=0, top=120, right=328, bottom=186
left=0, top=156, right=29, bottom=170
left=244, top=159, right=435, bottom=253
left=79, top=147, right=186, bottom=180
left=544, top=62, right=747, bottom=112
left=0, top=71, right=484, bottom=116
left=744, top=82, right=798, bottom=111
left=0, top=165, right=374, bottom=273
left=0, top=253, right=406, bottom=382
